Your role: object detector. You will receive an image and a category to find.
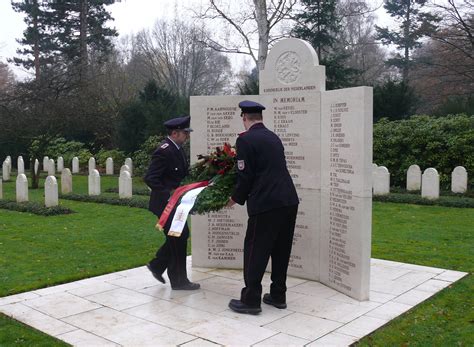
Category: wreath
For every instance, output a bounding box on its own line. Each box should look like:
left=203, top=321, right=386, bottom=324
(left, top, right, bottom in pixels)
left=181, top=143, right=237, bottom=214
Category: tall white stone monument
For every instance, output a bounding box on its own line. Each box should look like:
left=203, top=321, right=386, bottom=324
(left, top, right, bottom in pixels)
left=48, top=159, right=55, bottom=176
left=407, top=164, right=421, bottom=191
left=57, top=157, right=64, bottom=172
left=451, top=166, right=467, bottom=193
left=88, top=157, right=96, bottom=175
left=34, top=159, right=40, bottom=176
left=120, top=164, right=130, bottom=176
left=17, top=156, right=25, bottom=175
left=45, top=176, right=59, bottom=207
left=106, top=157, right=114, bottom=175
left=61, top=168, right=73, bottom=194
left=119, top=170, right=132, bottom=199
left=421, top=168, right=439, bottom=200
left=190, top=38, right=372, bottom=300
left=373, top=166, right=390, bottom=195
left=72, top=157, right=80, bottom=174
left=43, top=156, right=49, bottom=172
left=125, top=158, right=133, bottom=176
left=2, top=161, right=10, bottom=181
left=16, top=174, right=28, bottom=203
left=88, top=169, right=101, bottom=196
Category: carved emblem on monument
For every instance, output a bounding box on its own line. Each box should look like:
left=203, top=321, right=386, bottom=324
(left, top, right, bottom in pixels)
left=276, top=51, right=301, bottom=84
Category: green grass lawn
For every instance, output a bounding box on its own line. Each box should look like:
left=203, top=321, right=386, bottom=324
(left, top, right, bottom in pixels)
left=0, top=174, right=473, bottom=345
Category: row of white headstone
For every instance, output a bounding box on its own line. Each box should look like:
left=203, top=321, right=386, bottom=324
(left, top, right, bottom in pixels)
left=2, top=156, right=133, bottom=180
left=373, top=164, right=469, bottom=199
left=0, top=165, right=133, bottom=207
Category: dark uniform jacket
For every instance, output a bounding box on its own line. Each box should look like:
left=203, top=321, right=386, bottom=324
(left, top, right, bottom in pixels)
left=231, top=123, right=299, bottom=216
left=144, top=137, right=189, bottom=216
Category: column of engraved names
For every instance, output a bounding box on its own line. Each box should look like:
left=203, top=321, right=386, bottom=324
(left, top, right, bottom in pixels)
left=328, top=102, right=356, bottom=292
left=206, top=211, right=244, bottom=261
left=206, top=106, right=238, bottom=151
left=273, top=96, right=309, bottom=271
left=272, top=96, right=307, bottom=189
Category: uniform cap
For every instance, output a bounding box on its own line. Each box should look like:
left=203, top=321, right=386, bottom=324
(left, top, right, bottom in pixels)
left=164, top=115, right=193, bottom=131
left=238, top=100, right=266, bottom=113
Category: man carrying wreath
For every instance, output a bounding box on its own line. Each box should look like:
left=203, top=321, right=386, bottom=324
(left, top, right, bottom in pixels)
left=227, top=100, right=299, bottom=314
left=144, top=115, right=200, bottom=291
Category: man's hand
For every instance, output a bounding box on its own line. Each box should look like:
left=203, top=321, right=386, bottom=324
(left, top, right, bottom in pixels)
left=226, top=197, right=236, bottom=208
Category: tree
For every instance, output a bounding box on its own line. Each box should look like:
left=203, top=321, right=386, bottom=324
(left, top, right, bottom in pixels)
left=373, top=79, right=417, bottom=121
left=337, top=0, right=389, bottom=85
left=236, top=67, right=259, bottom=95
left=135, top=19, right=232, bottom=98
left=10, top=0, right=55, bottom=80
left=48, top=0, right=118, bottom=77
left=0, top=62, right=16, bottom=92
left=197, top=0, right=297, bottom=70
left=375, top=0, right=439, bottom=82
left=10, top=0, right=118, bottom=80
left=292, top=0, right=357, bottom=89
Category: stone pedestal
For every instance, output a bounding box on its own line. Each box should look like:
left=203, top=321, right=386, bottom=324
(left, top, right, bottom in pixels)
left=190, top=38, right=372, bottom=300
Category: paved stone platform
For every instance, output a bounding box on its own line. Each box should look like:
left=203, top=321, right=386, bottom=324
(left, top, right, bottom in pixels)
left=0, top=257, right=467, bottom=346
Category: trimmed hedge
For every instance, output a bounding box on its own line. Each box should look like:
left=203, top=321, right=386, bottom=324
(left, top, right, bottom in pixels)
left=374, top=114, right=474, bottom=189
left=60, top=194, right=148, bottom=209
left=373, top=193, right=474, bottom=208
left=105, top=187, right=150, bottom=196
left=0, top=200, right=73, bottom=216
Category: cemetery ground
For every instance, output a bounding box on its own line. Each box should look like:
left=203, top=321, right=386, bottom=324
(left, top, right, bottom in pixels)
left=0, top=175, right=472, bottom=346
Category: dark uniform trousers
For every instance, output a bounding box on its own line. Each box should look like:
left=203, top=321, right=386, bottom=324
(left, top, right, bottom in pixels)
left=241, top=204, right=298, bottom=306
left=149, top=213, right=189, bottom=287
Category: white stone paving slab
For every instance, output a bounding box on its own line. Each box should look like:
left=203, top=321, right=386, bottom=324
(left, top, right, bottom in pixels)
left=56, top=329, right=119, bottom=346
left=264, top=312, right=343, bottom=340
left=308, top=332, right=358, bottom=346
left=0, top=257, right=467, bottom=347
left=254, top=332, right=310, bottom=346
left=185, top=316, right=276, bottom=346
left=85, top=287, right=157, bottom=311
left=21, top=292, right=102, bottom=318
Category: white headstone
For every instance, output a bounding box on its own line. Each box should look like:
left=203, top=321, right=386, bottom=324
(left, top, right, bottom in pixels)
left=43, top=156, right=49, bottom=172
left=120, top=164, right=130, bottom=176
left=57, top=156, right=64, bottom=172
left=16, top=173, right=28, bottom=203
left=451, top=166, right=467, bottom=193
left=88, top=157, right=96, bottom=175
left=0, top=179, right=2, bottom=199
left=421, top=168, right=439, bottom=200
left=124, top=158, right=133, bottom=176
left=2, top=161, right=10, bottom=181
left=88, top=169, right=101, bottom=196
left=61, top=168, right=73, bottom=194
left=45, top=176, right=59, bottom=207
left=17, top=156, right=24, bottom=175
left=34, top=159, right=40, bottom=175
left=106, top=157, right=114, bottom=175
left=373, top=166, right=390, bottom=195
left=72, top=157, right=80, bottom=173
left=190, top=38, right=373, bottom=300
left=372, top=163, right=378, bottom=192
left=119, top=170, right=132, bottom=198
left=7, top=158, right=12, bottom=175
left=48, top=159, right=55, bottom=176
left=406, top=164, right=421, bottom=191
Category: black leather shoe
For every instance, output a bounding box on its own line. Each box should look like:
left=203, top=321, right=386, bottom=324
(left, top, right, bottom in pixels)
left=263, top=293, right=287, bottom=309
left=146, top=264, right=165, bottom=284
left=228, top=299, right=262, bottom=314
left=172, top=282, right=201, bottom=290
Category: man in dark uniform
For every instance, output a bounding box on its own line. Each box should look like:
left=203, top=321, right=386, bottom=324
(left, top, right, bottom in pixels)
left=227, top=100, right=299, bottom=314
left=144, top=115, right=200, bottom=290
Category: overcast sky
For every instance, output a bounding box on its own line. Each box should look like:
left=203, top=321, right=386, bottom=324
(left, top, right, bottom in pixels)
left=0, top=0, right=393, bottom=80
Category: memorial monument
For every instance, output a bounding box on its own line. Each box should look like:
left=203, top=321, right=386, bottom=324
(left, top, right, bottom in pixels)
left=190, top=38, right=372, bottom=301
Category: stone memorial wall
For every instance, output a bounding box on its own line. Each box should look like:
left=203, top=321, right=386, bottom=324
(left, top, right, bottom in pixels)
left=190, top=38, right=372, bottom=300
